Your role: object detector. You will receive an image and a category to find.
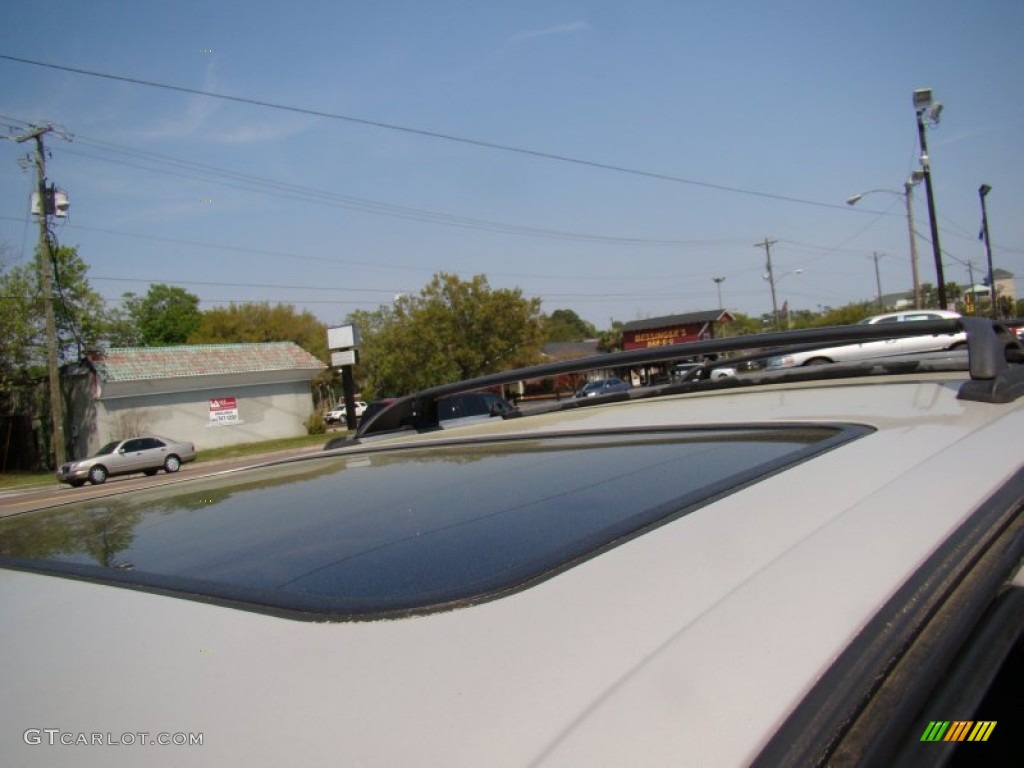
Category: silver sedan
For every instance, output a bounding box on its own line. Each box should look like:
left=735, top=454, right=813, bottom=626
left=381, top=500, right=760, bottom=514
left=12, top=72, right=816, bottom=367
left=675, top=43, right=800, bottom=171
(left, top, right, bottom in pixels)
left=56, top=435, right=197, bottom=486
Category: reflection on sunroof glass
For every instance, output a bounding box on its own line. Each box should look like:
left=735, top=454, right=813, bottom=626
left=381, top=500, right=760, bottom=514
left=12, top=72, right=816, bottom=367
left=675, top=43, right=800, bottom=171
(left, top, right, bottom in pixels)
left=0, top=426, right=866, bottom=619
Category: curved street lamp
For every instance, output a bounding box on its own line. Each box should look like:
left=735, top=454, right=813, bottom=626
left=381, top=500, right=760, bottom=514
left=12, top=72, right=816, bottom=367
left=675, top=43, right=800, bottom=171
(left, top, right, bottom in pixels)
left=847, top=170, right=925, bottom=308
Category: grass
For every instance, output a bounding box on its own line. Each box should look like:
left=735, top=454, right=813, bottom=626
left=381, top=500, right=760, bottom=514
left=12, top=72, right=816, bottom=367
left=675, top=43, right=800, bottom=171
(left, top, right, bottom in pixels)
left=193, top=431, right=345, bottom=462
left=0, top=430, right=351, bottom=492
left=0, top=471, right=55, bottom=491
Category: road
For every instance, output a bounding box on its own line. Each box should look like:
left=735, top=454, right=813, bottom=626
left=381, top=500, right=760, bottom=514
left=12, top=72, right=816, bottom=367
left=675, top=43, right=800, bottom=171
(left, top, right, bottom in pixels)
left=0, top=444, right=327, bottom=519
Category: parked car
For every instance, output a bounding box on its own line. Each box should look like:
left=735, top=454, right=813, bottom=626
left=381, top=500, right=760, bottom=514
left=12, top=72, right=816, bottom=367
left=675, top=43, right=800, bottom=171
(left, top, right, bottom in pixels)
left=56, top=435, right=197, bottom=486
left=5, top=317, right=1022, bottom=766
left=437, top=391, right=517, bottom=427
left=767, top=309, right=966, bottom=369
left=325, top=401, right=367, bottom=424
left=323, top=393, right=518, bottom=448
left=574, top=376, right=631, bottom=397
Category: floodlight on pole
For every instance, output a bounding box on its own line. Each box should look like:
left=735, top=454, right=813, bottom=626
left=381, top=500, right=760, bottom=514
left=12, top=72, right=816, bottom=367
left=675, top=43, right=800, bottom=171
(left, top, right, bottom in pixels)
left=913, top=87, right=948, bottom=309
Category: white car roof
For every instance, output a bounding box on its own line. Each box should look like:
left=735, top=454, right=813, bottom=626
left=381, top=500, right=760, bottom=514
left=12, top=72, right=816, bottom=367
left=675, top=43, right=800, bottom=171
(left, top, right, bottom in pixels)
left=3, top=318, right=1022, bottom=766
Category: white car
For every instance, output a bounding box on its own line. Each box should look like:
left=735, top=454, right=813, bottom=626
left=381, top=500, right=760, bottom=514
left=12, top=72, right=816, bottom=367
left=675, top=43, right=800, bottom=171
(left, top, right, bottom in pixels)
left=767, top=309, right=966, bottom=369
left=1, top=317, right=1021, bottom=766
left=324, top=400, right=367, bottom=424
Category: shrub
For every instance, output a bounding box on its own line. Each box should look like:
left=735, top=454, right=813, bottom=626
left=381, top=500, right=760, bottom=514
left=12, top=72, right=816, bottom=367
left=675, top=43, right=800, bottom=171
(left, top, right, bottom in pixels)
left=304, top=410, right=327, bottom=435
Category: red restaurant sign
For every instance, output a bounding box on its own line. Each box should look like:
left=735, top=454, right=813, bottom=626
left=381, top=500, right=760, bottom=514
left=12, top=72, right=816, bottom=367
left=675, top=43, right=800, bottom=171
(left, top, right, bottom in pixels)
left=622, top=326, right=703, bottom=350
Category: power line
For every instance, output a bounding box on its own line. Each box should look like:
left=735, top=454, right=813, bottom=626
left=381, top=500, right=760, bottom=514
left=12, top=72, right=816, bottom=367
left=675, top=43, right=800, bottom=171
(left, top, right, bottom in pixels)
left=0, top=215, right=748, bottom=283
left=57, top=138, right=750, bottom=247
left=90, top=275, right=401, bottom=294
left=0, top=53, right=852, bottom=211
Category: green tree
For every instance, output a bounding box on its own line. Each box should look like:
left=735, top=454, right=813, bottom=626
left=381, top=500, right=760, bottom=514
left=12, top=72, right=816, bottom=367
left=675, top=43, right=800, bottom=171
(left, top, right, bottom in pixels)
left=107, top=283, right=202, bottom=346
left=596, top=320, right=624, bottom=352
left=0, top=253, right=38, bottom=394
left=813, top=302, right=876, bottom=327
left=348, top=273, right=545, bottom=398
left=544, top=309, right=598, bottom=342
left=0, top=245, right=106, bottom=369
left=720, top=312, right=767, bottom=336
left=944, top=282, right=963, bottom=309
left=0, top=244, right=106, bottom=469
left=189, top=302, right=329, bottom=361
left=919, top=283, right=937, bottom=309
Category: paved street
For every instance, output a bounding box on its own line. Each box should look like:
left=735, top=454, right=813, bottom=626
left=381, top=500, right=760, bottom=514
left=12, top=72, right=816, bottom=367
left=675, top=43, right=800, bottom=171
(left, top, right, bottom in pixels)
left=0, top=444, right=328, bottom=518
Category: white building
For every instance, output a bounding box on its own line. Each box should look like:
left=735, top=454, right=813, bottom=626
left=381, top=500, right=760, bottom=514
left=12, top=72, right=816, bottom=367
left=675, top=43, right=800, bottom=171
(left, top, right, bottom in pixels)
left=63, top=342, right=326, bottom=459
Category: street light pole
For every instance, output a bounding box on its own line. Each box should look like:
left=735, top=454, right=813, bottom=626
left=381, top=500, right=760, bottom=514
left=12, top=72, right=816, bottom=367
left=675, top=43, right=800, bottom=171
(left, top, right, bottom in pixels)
left=712, top=277, right=726, bottom=309
left=846, top=171, right=924, bottom=308
left=903, top=174, right=924, bottom=308
left=978, top=184, right=997, bottom=318
left=913, top=88, right=947, bottom=309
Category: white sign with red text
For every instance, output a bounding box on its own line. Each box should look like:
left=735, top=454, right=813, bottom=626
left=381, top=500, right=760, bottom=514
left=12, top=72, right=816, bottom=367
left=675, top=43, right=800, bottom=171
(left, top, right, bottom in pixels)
left=208, top=397, right=240, bottom=426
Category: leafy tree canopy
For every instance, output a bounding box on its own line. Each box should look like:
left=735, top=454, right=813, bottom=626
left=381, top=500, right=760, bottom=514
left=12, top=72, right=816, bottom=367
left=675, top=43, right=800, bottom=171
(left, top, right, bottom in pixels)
left=0, top=245, right=106, bottom=376
left=106, top=283, right=202, bottom=346
left=189, top=302, right=329, bottom=361
left=1, top=244, right=106, bottom=468
left=596, top=320, right=624, bottom=352
left=544, top=308, right=598, bottom=342
left=348, top=272, right=545, bottom=398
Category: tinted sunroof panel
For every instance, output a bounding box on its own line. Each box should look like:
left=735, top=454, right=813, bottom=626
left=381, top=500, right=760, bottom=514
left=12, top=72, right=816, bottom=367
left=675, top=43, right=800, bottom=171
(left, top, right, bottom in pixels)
left=0, top=426, right=867, bottom=620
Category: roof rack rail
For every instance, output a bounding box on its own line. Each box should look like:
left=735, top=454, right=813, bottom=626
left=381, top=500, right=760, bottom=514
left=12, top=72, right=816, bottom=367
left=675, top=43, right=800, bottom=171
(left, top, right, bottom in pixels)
left=352, top=318, right=1022, bottom=437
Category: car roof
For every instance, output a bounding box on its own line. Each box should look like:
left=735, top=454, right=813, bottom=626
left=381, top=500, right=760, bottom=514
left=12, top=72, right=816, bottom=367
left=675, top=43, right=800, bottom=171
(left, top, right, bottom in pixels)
left=864, top=309, right=961, bottom=322
left=2, top=316, right=1022, bottom=766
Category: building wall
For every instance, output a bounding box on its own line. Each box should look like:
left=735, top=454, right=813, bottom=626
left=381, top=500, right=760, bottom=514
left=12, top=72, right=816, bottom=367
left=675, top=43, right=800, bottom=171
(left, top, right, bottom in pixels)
left=68, top=377, right=316, bottom=459
left=995, top=276, right=1016, bottom=303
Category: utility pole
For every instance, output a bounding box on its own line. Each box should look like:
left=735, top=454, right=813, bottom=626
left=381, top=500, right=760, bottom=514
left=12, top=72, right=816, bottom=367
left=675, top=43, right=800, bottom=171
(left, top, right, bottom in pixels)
left=16, top=124, right=66, bottom=468
left=755, top=238, right=780, bottom=330
left=978, top=184, right=997, bottom=319
left=872, top=252, right=884, bottom=309
left=903, top=177, right=923, bottom=309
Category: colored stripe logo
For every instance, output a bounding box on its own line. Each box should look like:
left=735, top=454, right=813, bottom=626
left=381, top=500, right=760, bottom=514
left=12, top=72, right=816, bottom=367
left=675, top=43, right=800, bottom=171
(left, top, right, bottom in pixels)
left=920, top=721, right=996, bottom=742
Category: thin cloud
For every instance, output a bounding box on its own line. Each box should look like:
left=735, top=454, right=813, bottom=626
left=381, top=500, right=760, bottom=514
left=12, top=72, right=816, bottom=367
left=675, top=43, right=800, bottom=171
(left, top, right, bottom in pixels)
left=932, top=117, right=1024, bottom=148
left=509, top=21, right=589, bottom=44
left=138, top=60, right=221, bottom=140
left=213, top=116, right=316, bottom=145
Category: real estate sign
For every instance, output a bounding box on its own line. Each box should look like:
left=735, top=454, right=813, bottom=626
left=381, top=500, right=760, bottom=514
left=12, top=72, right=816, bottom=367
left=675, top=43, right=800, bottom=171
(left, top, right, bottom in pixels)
left=209, top=397, right=240, bottom=426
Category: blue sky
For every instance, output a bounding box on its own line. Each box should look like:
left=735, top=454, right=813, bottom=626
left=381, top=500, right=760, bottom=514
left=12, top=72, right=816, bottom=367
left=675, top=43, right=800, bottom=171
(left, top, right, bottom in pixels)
left=2, top=0, right=1022, bottom=330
